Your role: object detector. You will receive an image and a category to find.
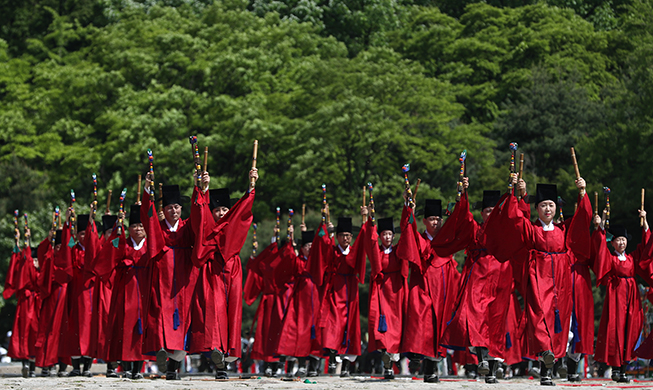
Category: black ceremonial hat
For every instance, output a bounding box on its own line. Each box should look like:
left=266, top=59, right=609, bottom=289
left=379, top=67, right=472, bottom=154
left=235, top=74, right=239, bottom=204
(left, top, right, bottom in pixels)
left=301, top=230, right=315, bottom=246
left=377, top=217, right=394, bottom=234
left=54, top=229, right=63, bottom=246
left=77, top=214, right=90, bottom=232
left=533, top=184, right=557, bottom=205
left=336, top=217, right=352, bottom=234
left=129, top=204, right=141, bottom=225
left=102, top=215, right=117, bottom=233
left=161, top=185, right=189, bottom=207
left=481, top=190, right=501, bottom=210
left=423, top=199, right=442, bottom=218
left=209, top=188, right=231, bottom=211
left=608, top=225, right=632, bottom=241
left=31, top=247, right=38, bottom=259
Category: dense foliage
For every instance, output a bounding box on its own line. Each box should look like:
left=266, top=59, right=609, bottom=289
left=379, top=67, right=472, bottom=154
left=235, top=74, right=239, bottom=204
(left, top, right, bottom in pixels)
left=2, top=0, right=653, bottom=339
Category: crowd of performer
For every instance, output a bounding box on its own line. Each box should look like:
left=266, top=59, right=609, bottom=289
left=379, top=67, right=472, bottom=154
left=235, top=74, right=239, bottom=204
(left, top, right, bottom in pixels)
left=4, top=150, right=653, bottom=386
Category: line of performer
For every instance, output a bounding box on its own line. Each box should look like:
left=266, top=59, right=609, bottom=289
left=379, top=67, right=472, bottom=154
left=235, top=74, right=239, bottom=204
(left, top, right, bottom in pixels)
left=4, top=142, right=653, bottom=386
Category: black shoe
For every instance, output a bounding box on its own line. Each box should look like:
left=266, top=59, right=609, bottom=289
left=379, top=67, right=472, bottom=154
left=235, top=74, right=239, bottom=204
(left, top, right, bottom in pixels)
left=487, top=360, right=498, bottom=383
left=464, top=364, right=478, bottom=379
left=485, top=376, right=498, bottom=383
left=41, top=368, right=51, bottom=377
left=166, top=359, right=180, bottom=380
left=477, top=360, right=490, bottom=376
left=82, top=370, right=93, bottom=377
left=156, top=349, right=168, bottom=373
left=557, top=358, right=567, bottom=378
left=68, top=369, right=82, bottom=377
left=211, top=349, right=226, bottom=370
left=215, top=370, right=229, bottom=379
left=131, top=361, right=144, bottom=379
left=106, top=368, right=119, bottom=378
left=340, top=359, right=350, bottom=377
left=617, top=374, right=630, bottom=383
left=541, top=351, right=555, bottom=369
left=496, top=366, right=504, bottom=379
left=384, top=368, right=395, bottom=379
left=29, top=362, right=36, bottom=378
left=296, top=367, right=307, bottom=377
left=307, top=357, right=320, bottom=377
left=423, top=359, right=439, bottom=383
left=611, top=367, right=620, bottom=382
left=567, top=358, right=580, bottom=382
left=22, top=361, right=29, bottom=378
left=540, top=361, right=555, bottom=386
left=381, top=352, right=392, bottom=370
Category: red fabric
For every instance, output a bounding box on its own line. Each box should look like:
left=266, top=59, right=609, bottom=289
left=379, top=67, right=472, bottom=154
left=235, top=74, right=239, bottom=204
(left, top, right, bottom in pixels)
left=593, top=228, right=650, bottom=364
left=101, top=228, right=151, bottom=362
left=504, top=290, right=524, bottom=365
left=485, top=193, right=592, bottom=358
left=3, top=249, right=20, bottom=300
left=275, top=246, right=323, bottom=357
left=440, top=194, right=514, bottom=360
left=397, top=203, right=464, bottom=358
left=6, top=247, right=41, bottom=360
left=35, top=225, right=73, bottom=367
left=362, top=217, right=408, bottom=354
left=310, top=221, right=366, bottom=356
left=141, top=188, right=200, bottom=353
left=63, top=219, right=100, bottom=357
left=188, top=189, right=253, bottom=359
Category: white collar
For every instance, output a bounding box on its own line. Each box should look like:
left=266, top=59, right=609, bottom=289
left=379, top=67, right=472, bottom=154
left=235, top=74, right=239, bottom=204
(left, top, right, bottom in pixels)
left=382, top=245, right=392, bottom=254
left=165, top=218, right=179, bottom=232
left=78, top=243, right=85, bottom=251
left=615, top=250, right=627, bottom=261
left=538, top=219, right=554, bottom=231
left=130, top=237, right=145, bottom=250
left=338, top=244, right=350, bottom=255
left=425, top=231, right=434, bottom=241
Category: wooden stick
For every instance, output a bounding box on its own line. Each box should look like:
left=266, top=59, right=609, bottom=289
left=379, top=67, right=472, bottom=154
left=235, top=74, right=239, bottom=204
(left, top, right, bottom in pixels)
left=570, top=147, right=581, bottom=179
left=302, top=204, right=306, bottom=225
left=594, top=191, right=599, bottom=215
left=413, top=178, right=421, bottom=202
left=518, top=153, right=524, bottom=200
left=137, top=175, right=142, bottom=204
left=251, top=140, right=258, bottom=188
left=641, top=188, right=646, bottom=227
left=106, top=190, right=112, bottom=214
left=158, top=183, right=163, bottom=212
left=203, top=146, right=208, bottom=172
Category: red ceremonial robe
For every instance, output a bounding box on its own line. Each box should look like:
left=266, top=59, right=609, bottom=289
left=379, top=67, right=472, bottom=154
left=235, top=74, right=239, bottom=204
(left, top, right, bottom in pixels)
left=188, top=188, right=253, bottom=358
left=309, top=222, right=366, bottom=356
left=4, top=246, right=41, bottom=360
left=87, top=221, right=114, bottom=361
left=594, top=227, right=651, bottom=366
left=485, top=193, right=592, bottom=358
left=504, top=289, right=524, bottom=365
left=35, top=225, right=73, bottom=367
left=396, top=199, right=470, bottom=359
left=275, top=244, right=323, bottom=358
left=141, top=188, right=200, bottom=353
left=245, top=242, right=284, bottom=361
left=63, top=219, right=101, bottom=357
left=440, top=194, right=514, bottom=360
left=98, top=227, right=151, bottom=362
left=360, top=216, right=408, bottom=354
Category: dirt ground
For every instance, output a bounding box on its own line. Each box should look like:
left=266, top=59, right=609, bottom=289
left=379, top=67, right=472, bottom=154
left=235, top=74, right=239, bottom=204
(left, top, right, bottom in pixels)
left=2, top=363, right=653, bottom=390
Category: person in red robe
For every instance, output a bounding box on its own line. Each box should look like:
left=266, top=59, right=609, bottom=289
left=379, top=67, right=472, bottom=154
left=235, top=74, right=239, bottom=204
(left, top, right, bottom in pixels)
left=88, top=214, right=120, bottom=377
left=485, top=177, right=591, bottom=386
left=188, top=169, right=256, bottom=379
left=396, top=193, right=471, bottom=383
left=359, top=212, right=408, bottom=380
left=141, top=175, right=201, bottom=380
left=98, top=205, right=151, bottom=379
left=35, top=221, right=73, bottom=377
left=4, top=229, right=41, bottom=378
left=594, top=210, right=651, bottom=383
left=63, top=213, right=101, bottom=377
left=309, top=215, right=366, bottom=377
left=440, top=188, right=514, bottom=384
left=275, top=228, right=323, bottom=377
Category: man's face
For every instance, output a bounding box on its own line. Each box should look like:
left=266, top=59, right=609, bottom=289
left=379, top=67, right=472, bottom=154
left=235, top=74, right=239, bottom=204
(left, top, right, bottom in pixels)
left=423, top=215, right=443, bottom=236
left=380, top=230, right=394, bottom=248
left=481, top=207, right=494, bottom=223
left=129, top=223, right=145, bottom=242
left=337, top=232, right=352, bottom=248
left=76, top=230, right=86, bottom=245
left=301, top=242, right=312, bottom=257
left=164, top=203, right=182, bottom=224
left=212, top=206, right=230, bottom=222
left=537, top=200, right=556, bottom=224
left=612, top=236, right=628, bottom=254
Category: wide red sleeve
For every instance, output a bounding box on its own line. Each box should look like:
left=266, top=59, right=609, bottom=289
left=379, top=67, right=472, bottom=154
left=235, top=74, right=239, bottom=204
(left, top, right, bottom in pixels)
left=485, top=193, right=532, bottom=262
left=565, top=193, right=592, bottom=261
left=244, top=243, right=276, bottom=305
left=275, top=241, right=297, bottom=288
left=633, top=228, right=653, bottom=283
left=141, top=189, right=167, bottom=261
left=307, top=222, right=333, bottom=287
left=396, top=205, right=423, bottom=273
left=190, top=189, right=213, bottom=268
left=2, top=249, right=21, bottom=300
left=37, top=239, right=54, bottom=297
left=363, top=218, right=382, bottom=281
left=54, top=223, right=73, bottom=285
left=432, top=193, right=475, bottom=257
left=348, top=222, right=367, bottom=284
left=93, top=226, right=125, bottom=283
left=592, top=228, right=613, bottom=286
